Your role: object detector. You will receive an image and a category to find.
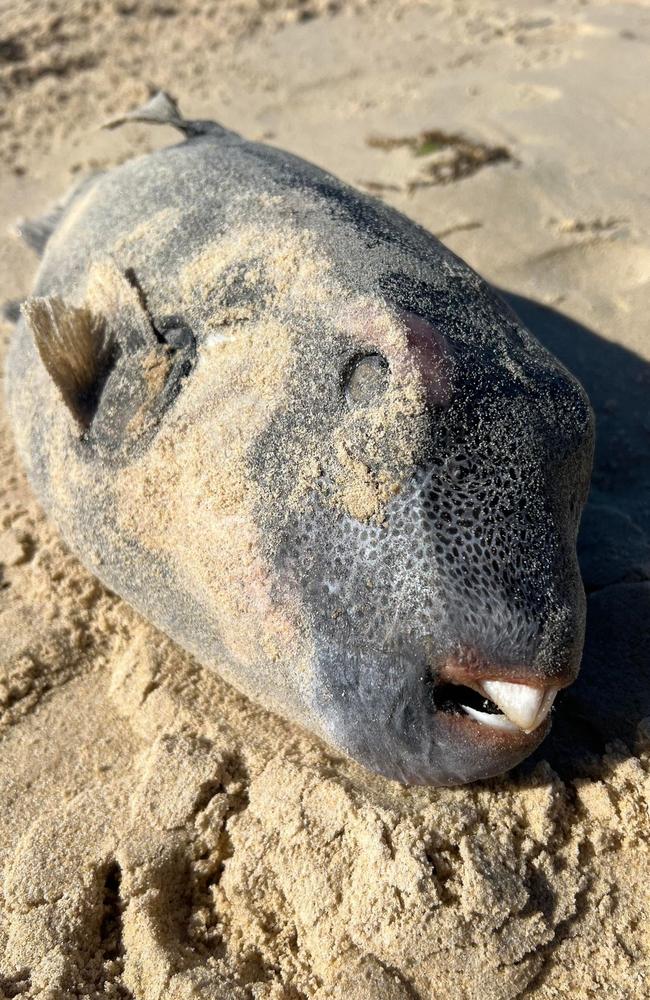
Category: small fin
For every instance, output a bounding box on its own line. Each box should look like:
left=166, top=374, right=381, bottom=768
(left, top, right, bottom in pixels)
left=13, top=173, right=103, bottom=258
left=14, top=205, right=65, bottom=256
left=1, top=299, right=22, bottom=323
left=22, top=296, right=113, bottom=429
left=103, top=90, right=183, bottom=130
left=102, top=89, right=236, bottom=140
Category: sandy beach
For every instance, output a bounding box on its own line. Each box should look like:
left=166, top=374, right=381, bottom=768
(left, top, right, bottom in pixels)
left=1, top=1, right=649, bottom=997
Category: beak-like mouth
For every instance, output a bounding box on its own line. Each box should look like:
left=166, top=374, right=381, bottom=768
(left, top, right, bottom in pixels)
left=435, top=658, right=571, bottom=736
left=478, top=680, right=557, bottom=732
left=434, top=680, right=557, bottom=735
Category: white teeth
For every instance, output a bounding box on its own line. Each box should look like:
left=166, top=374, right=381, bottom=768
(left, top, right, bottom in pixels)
left=460, top=704, right=521, bottom=732
left=481, top=680, right=557, bottom=733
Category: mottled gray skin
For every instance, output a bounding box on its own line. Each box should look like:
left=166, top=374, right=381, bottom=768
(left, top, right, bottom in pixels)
left=5, top=101, right=594, bottom=785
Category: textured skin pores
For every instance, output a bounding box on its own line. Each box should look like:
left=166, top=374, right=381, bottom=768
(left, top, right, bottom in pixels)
left=5, top=106, right=594, bottom=785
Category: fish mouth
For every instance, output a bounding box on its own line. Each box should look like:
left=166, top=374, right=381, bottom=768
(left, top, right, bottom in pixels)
left=433, top=657, right=574, bottom=739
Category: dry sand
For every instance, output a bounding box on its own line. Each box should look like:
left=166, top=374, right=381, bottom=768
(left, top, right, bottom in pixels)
left=1, top=0, right=649, bottom=997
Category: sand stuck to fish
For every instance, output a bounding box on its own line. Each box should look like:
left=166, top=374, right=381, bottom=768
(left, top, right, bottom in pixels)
left=1, top=1, right=649, bottom=997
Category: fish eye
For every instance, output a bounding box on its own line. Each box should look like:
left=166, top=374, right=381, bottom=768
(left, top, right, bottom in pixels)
left=344, top=353, right=390, bottom=407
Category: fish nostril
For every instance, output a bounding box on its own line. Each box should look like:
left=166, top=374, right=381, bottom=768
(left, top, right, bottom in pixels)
left=343, top=352, right=390, bottom=407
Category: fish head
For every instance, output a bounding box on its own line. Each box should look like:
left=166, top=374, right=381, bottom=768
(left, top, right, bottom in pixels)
left=254, top=276, right=595, bottom=785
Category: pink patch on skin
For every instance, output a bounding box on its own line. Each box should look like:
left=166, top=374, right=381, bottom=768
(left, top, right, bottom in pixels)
left=397, top=310, right=454, bottom=408
left=336, top=301, right=454, bottom=407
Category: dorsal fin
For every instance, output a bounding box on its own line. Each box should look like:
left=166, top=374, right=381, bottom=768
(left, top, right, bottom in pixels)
left=102, top=90, right=236, bottom=140
left=15, top=204, right=66, bottom=256
left=21, top=296, right=113, bottom=429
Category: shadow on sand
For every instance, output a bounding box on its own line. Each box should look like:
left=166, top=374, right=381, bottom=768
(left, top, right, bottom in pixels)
left=502, top=292, right=650, bottom=780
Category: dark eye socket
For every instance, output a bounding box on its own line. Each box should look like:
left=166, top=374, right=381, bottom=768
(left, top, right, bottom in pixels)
left=344, top=353, right=390, bottom=407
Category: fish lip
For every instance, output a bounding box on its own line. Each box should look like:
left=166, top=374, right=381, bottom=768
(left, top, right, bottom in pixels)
left=433, top=651, right=576, bottom=736
left=391, top=710, right=551, bottom=787
left=431, top=709, right=552, bottom=783
left=437, top=706, right=551, bottom=746
left=437, top=653, right=577, bottom=692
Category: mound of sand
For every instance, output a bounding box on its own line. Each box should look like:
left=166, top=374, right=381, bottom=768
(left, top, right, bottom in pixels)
left=1, top=1, right=648, bottom=998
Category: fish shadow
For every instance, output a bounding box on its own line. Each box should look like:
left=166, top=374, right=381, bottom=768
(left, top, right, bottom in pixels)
left=502, top=292, right=650, bottom=779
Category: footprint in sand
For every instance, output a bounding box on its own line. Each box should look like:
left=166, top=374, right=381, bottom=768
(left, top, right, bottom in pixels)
left=1, top=726, right=249, bottom=1000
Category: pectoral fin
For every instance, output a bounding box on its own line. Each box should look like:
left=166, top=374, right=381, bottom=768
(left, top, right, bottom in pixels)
left=21, top=296, right=113, bottom=429
left=23, top=261, right=194, bottom=456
